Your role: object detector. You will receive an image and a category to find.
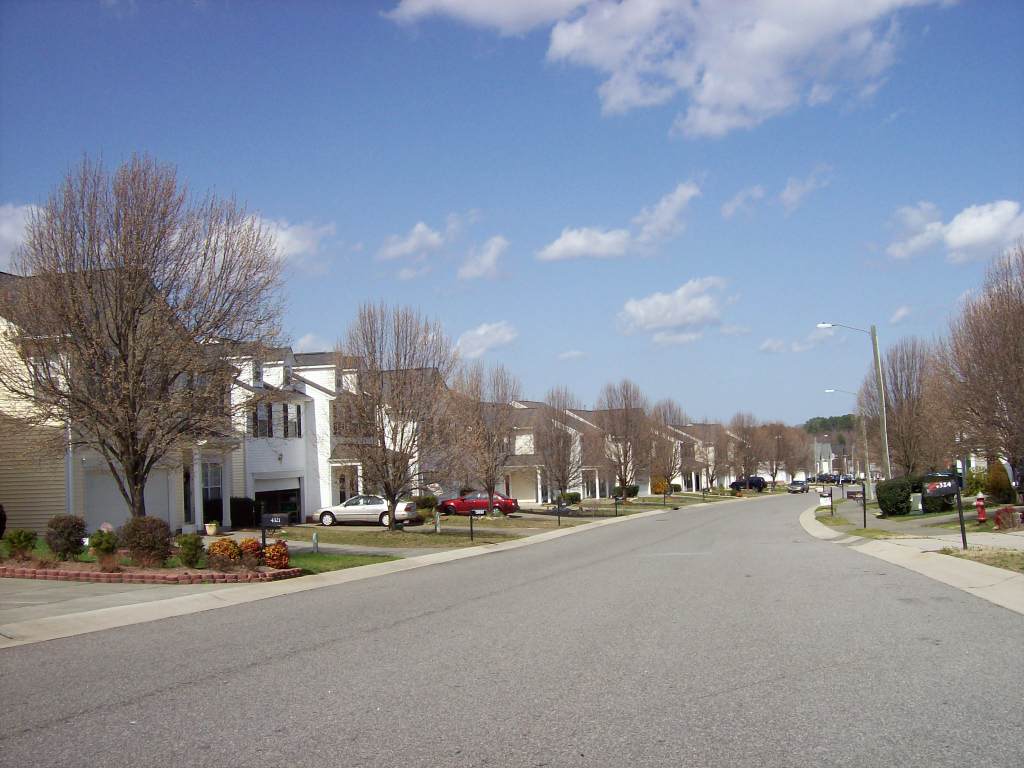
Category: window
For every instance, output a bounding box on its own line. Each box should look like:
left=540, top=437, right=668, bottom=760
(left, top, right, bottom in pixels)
left=252, top=402, right=273, bottom=437
left=202, top=462, right=222, bottom=502
left=284, top=403, right=301, bottom=438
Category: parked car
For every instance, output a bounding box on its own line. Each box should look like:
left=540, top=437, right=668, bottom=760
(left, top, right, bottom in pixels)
left=729, top=477, right=767, bottom=492
left=839, top=474, right=855, bottom=485
left=787, top=480, right=809, bottom=493
left=439, top=491, right=520, bottom=516
left=318, top=495, right=418, bottom=527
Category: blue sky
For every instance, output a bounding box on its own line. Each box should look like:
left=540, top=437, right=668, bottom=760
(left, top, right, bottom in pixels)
left=1, top=0, right=1022, bottom=424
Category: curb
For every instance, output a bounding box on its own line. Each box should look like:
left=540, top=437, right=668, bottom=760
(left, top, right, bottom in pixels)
left=0, top=502, right=718, bottom=650
left=798, top=505, right=1024, bottom=616
left=0, top=565, right=302, bottom=585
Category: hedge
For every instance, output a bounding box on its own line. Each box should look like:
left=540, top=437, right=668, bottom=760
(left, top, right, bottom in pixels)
left=877, top=478, right=912, bottom=516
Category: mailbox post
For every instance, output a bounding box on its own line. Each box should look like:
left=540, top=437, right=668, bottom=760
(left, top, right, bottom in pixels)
left=923, top=475, right=967, bottom=550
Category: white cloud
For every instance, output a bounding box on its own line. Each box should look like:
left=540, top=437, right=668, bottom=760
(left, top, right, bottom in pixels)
left=619, top=276, right=726, bottom=334
left=537, top=226, right=632, bottom=261
left=387, top=0, right=582, bottom=35
left=719, top=324, right=751, bottom=336
left=397, top=264, right=431, bottom=281
left=0, top=203, right=37, bottom=271
left=294, top=333, right=331, bottom=353
left=377, top=221, right=445, bottom=261
left=456, top=321, right=518, bottom=358
left=721, top=186, right=765, bottom=219
left=458, top=235, right=508, bottom=280
left=791, top=325, right=835, bottom=353
left=260, top=218, right=336, bottom=272
left=394, top=1, right=944, bottom=138
left=780, top=165, right=831, bottom=213
left=886, top=199, right=1024, bottom=262
left=889, top=305, right=911, bottom=324
left=653, top=330, right=701, bottom=345
left=759, top=338, right=786, bottom=353
left=558, top=349, right=585, bottom=360
left=632, top=181, right=700, bottom=243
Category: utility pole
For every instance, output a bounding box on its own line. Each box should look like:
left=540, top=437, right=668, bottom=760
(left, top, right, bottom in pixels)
left=870, top=324, right=893, bottom=480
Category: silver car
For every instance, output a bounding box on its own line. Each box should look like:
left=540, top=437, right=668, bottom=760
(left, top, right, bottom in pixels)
left=318, top=495, right=417, bottom=527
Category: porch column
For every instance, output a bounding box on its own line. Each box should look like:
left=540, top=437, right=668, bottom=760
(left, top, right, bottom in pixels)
left=221, top=449, right=233, bottom=529
left=356, top=464, right=363, bottom=494
left=691, top=471, right=697, bottom=491
left=192, top=448, right=204, bottom=530
left=594, top=469, right=600, bottom=498
left=535, top=468, right=542, bottom=503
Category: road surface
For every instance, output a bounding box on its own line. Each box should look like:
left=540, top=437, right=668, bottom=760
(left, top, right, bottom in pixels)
left=2, top=493, right=1022, bottom=767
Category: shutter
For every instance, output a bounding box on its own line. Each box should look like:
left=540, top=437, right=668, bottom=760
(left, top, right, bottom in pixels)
left=283, top=403, right=290, bottom=438
left=296, top=404, right=302, bottom=438
left=267, top=403, right=274, bottom=438
left=251, top=407, right=258, bottom=437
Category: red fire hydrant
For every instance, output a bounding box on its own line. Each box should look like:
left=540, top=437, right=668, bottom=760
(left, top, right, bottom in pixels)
left=975, top=494, right=987, bottom=524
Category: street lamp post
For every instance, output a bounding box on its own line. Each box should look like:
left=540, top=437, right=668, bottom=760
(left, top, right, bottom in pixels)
left=817, top=322, right=892, bottom=480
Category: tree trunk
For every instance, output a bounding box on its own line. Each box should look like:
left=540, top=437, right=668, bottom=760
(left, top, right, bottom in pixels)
left=129, top=476, right=147, bottom=517
left=486, top=486, right=499, bottom=518
left=388, top=498, right=398, bottom=531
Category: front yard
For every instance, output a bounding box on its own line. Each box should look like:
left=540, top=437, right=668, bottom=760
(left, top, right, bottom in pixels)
left=940, top=547, right=1024, bottom=574
left=281, top=525, right=518, bottom=548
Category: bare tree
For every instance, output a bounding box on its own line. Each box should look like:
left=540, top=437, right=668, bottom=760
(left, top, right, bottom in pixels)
left=535, top=386, right=584, bottom=503
left=0, top=156, right=282, bottom=517
left=688, top=421, right=728, bottom=490
left=760, top=421, right=787, bottom=489
left=728, top=412, right=762, bottom=487
left=650, top=399, right=687, bottom=497
left=944, top=242, right=1024, bottom=482
left=452, top=362, right=521, bottom=516
left=594, top=379, right=651, bottom=496
left=335, top=303, right=457, bottom=530
left=778, top=426, right=812, bottom=482
left=859, top=336, right=951, bottom=476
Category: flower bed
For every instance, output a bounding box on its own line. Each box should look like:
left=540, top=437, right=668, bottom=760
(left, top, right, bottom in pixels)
left=0, top=562, right=302, bottom=584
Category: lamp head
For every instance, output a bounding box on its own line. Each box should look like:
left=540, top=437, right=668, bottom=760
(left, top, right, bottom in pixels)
left=824, top=389, right=836, bottom=393
left=816, top=322, right=834, bottom=329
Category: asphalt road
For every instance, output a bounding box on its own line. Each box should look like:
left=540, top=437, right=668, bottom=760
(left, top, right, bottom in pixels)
left=2, top=493, right=1023, bottom=767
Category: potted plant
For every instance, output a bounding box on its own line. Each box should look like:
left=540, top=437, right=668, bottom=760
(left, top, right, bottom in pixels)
left=205, top=520, right=220, bottom=536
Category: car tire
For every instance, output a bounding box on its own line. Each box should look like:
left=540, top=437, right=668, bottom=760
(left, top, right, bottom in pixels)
left=320, top=512, right=335, bottom=527
left=440, top=505, right=455, bottom=515
left=379, top=512, right=390, bottom=527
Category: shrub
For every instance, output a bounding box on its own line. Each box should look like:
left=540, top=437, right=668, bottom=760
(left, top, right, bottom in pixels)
left=964, top=469, right=987, bottom=497
left=119, top=516, right=173, bottom=567
left=922, top=494, right=954, bottom=514
left=560, top=492, right=581, bottom=505
left=985, top=462, right=1015, bottom=504
left=230, top=497, right=256, bottom=528
left=44, top=514, right=87, bottom=560
left=993, top=507, right=1021, bottom=530
left=5, top=529, right=37, bottom=560
left=651, top=477, right=669, bottom=496
left=413, top=495, right=438, bottom=510
left=89, top=528, right=120, bottom=572
left=612, top=485, right=640, bottom=498
left=264, top=539, right=289, bottom=569
left=176, top=533, right=205, bottom=568
left=206, top=538, right=241, bottom=571
left=238, top=537, right=263, bottom=569
left=877, top=478, right=912, bottom=516
left=670, top=484, right=681, bottom=493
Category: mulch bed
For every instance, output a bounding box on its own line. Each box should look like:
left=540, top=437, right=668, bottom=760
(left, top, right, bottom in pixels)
left=0, top=562, right=302, bottom=585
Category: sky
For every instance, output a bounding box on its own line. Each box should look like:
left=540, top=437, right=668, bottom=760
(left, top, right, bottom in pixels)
left=1, top=0, right=1022, bottom=425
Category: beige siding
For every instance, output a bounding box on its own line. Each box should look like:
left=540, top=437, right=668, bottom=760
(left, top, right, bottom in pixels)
left=0, top=422, right=66, bottom=533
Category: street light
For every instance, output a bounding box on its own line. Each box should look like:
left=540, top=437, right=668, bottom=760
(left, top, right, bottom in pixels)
left=817, top=321, right=892, bottom=479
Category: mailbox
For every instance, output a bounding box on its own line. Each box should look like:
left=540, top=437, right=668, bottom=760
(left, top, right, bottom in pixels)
left=261, top=513, right=288, bottom=528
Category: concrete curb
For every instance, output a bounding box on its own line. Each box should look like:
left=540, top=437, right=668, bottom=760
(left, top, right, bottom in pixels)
left=799, top=505, right=1024, bottom=616
left=0, top=503, right=696, bottom=650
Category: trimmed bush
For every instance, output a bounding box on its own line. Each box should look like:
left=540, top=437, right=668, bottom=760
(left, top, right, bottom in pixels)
left=206, top=538, right=241, bottom=571
left=559, top=492, right=582, bottom=505
left=264, top=539, right=289, bottom=569
left=45, top=514, right=87, bottom=560
left=922, top=494, right=954, bottom=514
left=413, top=495, right=438, bottom=510
left=877, top=478, right=912, bottom=516
left=238, top=537, right=263, bottom=569
left=119, top=516, right=173, bottom=567
left=176, top=533, right=205, bottom=569
left=89, top=528, right=120, bottom=572
left=651, top=477, right=669, bottom=495
left=5, top=529, right=37, bottom=560
left=964, top=469, right=987, bottom=497
left=612, top=485, right=640, bottom=498
left=985, top=462, right=1015, bottom=504
left=670, top=484, right=681, bottom=493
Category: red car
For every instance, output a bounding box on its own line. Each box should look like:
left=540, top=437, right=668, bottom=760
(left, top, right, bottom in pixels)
left=439, top=491, right=520, bottom=516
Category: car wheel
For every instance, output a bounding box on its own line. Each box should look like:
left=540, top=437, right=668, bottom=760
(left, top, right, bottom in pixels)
left=379, top=512, right=390, bottom=527
left=441, top=505, right=455, bottom=515
left=320, top=512, right=335, bottom=526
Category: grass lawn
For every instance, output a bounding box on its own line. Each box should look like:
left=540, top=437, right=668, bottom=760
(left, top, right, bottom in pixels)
left=815, top=514, right=851, bottom=527
left=437, top=514, right=585, bottom=529
left=880, top=508, right=956, bottom=521
left=288, top=551, right=398, bottom=574
left=848, top=528, right=903, bottom=539
left=281, top=525, right=516, bottom=548
left=940, top=547, right=1024, bottom=574
left=936, top=518, right=1005, bottom=532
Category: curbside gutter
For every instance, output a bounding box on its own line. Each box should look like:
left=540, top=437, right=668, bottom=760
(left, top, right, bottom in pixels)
left=799, top=505, right=1024, bottom=616
left=0, top=503, right=705, bottom=650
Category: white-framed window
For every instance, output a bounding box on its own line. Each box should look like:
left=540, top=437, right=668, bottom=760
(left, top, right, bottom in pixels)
left=202, top=461, right=222, bottom=501
left=284, top=403, right=302, bottom=438
left=252, top=402, right=273, bottom=437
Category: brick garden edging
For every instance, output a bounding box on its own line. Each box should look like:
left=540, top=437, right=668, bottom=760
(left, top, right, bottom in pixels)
left=0, top=565, right=303, bottom=584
